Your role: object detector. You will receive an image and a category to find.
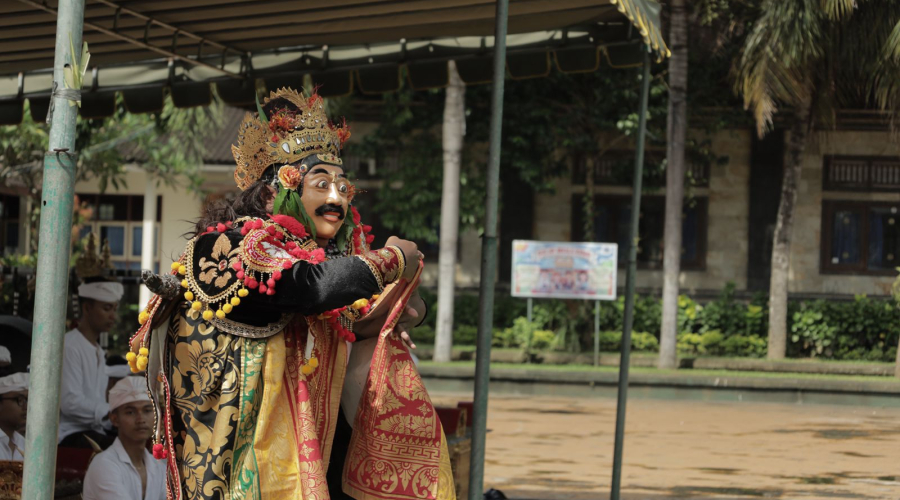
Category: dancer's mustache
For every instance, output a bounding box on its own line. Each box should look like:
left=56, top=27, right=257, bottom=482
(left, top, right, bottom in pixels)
left=315, top=204, right=345, bottom=220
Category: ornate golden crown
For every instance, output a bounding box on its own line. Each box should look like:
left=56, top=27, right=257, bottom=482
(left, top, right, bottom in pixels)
left=231, top=87, right=350, bottom=191
left=75, top=233, right=113, bottom=280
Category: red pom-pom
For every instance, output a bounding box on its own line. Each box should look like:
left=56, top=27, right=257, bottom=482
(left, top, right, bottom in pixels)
left=246, top=278, right=258, bottom=289
left=266, top=278, right=276, bottom=288
left=273, top=271, right=282, bottom=280
left=275, top=231, right=285, bottom=241
left=286, top=241, right=297, bottom=250
left=254, top=219, right=264, bottom=229
left=216, top=223, right=227, bottom=233
left=266, top=288, right=275, bottom=296
left=266, top=225, right=277, bottom=236
left=241, top=226, right=249, bottom=236
left=282, top=261, right=293, bottom=269
left=351, top=206, right=362, bottom=225
left=232, top=260, right=242, bottom=271
left=152, top=443, right=165, bottom=459
left=259, top=284, right=268, bottom=293
left=271, top=214, right=308, bottom=238
left=236, top=270, right=245, bottom=280
left=226, top=221, right=233, bottom=227
left=206, top=226, right=214, bottom=233
left=362, top=225, right=372, bottom=233
left=365, top=234, right=375, bottom=244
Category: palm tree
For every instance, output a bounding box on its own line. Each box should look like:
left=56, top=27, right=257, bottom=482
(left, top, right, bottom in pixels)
left=735, top=0, right=900, bottom=359
left=434, top=61, right=466, bottom=362
left=659, top=0, right=689, bottom=370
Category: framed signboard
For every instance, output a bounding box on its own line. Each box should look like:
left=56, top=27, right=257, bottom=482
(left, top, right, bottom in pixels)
left=511, top=240, right=618, bottom=301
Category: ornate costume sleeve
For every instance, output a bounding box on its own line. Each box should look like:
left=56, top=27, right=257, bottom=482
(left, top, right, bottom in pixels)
left=179, top=222, right=405, bottom=320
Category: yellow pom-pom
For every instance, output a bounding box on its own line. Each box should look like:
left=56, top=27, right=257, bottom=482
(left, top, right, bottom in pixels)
left=138, top=311, right=149, bottom=325
left=203, top=310, right=214, bottom=321
left=308, top=357, right=319, bottom=368
left=171, top=262, right=181, bottom=271
left=129, top=361, right=139, bottom=373
left=371, top=294, right=380, bottom=301
left=238, top=289, right=249, bottom=298
left=126, top=352, right=137, bottom=362
left=139, top=347, right=149, bottom=356
left=301, top=364, right=314, bottom=375
left=184, top=291, right=194, bottom=301
left=181, top=279, right=189, bottom=288
left=351, top=298, right=369, bottom=310
left=231, top=297, right=240, bottom=306
left=223, top=304, right=233, bottom=314
left=136, top=357, right=149, bottom=371
left=178, top=265, right=187, bottom=275
left=192, top=301, right=202, bottom=311
left=216, top=309, right=226, bottom=319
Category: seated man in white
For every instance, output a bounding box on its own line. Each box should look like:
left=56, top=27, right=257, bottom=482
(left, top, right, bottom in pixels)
left=0, top=372, right=28, bottom=461
left=82, top=377, right=165, bottom=500
left=59, top=278, right=123, bottom=449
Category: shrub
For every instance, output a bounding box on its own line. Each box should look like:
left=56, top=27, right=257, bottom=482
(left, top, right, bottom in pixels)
left=530, top=329, right=557, bottom=351
left=454, top=324, right=478, bottom=345
left=597, top=331, right=659, bottom=352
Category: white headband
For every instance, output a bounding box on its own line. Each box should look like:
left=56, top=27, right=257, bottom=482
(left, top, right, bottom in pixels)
left=78, top=281, right=124, bottom=303
left=108, top=376, right=150, bottom=412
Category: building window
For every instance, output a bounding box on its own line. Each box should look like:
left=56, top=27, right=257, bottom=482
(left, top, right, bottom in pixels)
left=571, top=195, right=708, bottom=270
left=572, top=151, right=710, bottom=188
left=823, top=156, right=900, bottom=192
left=822, top=201, right=900, bottom=275
left=77, top=194, right=161, bottom=272
left=0, top=194, right=20, bottom=256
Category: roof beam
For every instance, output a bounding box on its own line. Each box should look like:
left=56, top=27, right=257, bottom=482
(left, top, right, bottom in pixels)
left=15, top=0, right=245, bottom=79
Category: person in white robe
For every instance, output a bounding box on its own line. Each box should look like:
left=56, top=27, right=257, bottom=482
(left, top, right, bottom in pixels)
left=0, top=372, right=28, bottom=461
left=82, top=377, right=166, bottom=500
left=58, top=280, right=123, bottom=449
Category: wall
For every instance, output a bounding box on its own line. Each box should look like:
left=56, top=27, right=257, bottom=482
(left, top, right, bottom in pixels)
left=790, top=130, right=900, bottom=296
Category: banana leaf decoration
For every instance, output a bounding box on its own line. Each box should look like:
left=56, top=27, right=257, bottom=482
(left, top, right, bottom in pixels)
left=63, top=35, right=89, bottom=108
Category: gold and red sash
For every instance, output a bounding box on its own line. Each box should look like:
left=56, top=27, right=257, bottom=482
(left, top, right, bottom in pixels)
left=343, top=263, right=456, bottom=500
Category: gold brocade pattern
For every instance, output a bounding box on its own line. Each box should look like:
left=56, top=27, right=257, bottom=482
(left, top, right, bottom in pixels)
left=169, top=313, right=241, bottom=500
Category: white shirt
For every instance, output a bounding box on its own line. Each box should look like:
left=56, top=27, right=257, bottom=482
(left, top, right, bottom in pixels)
left=58, top=329, right=110, bottom=443
left=82, top=437, right=166, bottom=500
left=0, top=431, right=24, bottom=461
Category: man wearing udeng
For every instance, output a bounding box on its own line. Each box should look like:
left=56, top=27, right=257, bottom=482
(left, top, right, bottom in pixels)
left=130, top=88, right=455, bottom=500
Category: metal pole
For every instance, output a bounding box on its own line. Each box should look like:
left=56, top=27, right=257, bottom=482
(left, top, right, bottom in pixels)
left=468, top=0, right=509, bottom=498
left=610, top=47, right=651, bottom=500
left=594, top=300, right=600, bottom=367
left=526, top=297, right=533, bottom=323
left=22, top=1, right=86, bottom=499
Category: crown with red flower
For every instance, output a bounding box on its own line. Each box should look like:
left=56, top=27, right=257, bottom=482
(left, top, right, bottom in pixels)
left=231, top=87, right=351, bottom=191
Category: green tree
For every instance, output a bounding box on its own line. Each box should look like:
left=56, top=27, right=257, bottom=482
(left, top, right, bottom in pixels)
left=0, top=95, right=221, bottom=251
left=735, top=0, right=900, bottom=359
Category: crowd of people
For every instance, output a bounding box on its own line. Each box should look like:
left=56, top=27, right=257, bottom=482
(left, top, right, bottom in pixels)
left=1, top=273, right=167, bottom=499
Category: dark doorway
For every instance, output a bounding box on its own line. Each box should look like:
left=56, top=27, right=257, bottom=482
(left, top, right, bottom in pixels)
left=747, top=131, right=785, bottom=291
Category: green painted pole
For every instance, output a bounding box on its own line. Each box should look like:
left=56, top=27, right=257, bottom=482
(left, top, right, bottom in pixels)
left=467, top=1, right=509, bottom=498
left=610, top=47, right=651, bottom=500
left=21, top=1, right=86, bottom=499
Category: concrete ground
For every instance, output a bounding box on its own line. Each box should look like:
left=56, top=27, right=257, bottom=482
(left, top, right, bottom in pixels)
left=431, top=392, right=900, bottom=500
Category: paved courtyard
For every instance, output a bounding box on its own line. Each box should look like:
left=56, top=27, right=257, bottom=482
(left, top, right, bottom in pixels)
left=431, top=392, right=900, bottom=499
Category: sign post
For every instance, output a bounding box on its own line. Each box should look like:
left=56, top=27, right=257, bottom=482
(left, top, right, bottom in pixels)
left=511, top=240, right=618, bottom=361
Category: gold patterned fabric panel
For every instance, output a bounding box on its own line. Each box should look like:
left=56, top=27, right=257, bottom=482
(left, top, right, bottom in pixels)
left=184, top=232, right=244, bottom=303
left=169, top=308, right=242, bottom=500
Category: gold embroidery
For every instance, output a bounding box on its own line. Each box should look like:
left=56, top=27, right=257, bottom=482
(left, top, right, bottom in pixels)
left=210, top=314, right=294, bottom=339
left=199, top=234, right=241, bottom=288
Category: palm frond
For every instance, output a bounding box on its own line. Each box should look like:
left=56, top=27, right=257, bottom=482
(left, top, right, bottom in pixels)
left=821, top=0, right=858, bottom=20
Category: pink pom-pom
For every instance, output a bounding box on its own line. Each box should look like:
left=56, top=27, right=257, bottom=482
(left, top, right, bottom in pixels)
left=241, top=226, right=249, bottom=236
left=266, top=288, right=275, bottom=296
left=232, top=260, right=242, bottom=271
left=273, top=271, right=282, bottom=280
left=246, top=278, right=258, bottom=289
left=216, top=223, right=226, bottom=233
left=282, top=261, right=293, bottom=269
left=286, top=241, right=297, bottom=250
left=266, top=278, right=275, bottom=288
left=259, top=284, right=268, bottom=293
left=226, top=221, right=233, bottom=227
left=236, top=270, right=244, bottom=280
left=206, top=226, right=214, bottom=233
left=266, top=225, right=277, bottom=236
left=275, top=231, right=284, bottom=240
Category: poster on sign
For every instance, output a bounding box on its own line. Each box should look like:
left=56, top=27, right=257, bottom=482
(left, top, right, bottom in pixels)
left=511, top=240, right=618, bottom=300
